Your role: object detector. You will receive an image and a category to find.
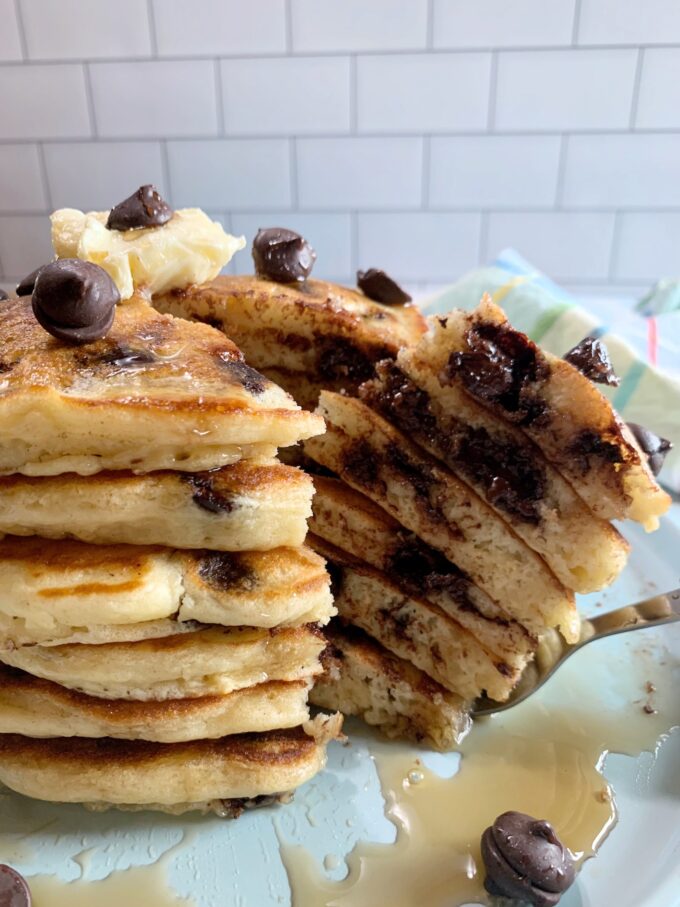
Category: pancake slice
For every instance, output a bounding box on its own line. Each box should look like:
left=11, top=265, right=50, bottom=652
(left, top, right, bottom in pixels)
left=0, top=297, right=324, bottom=476
left=426, top=297, right=670, bottom=529
left=361, top=359, right=629, bottom=593
left=0, top=666, right=312, bottom=742
left=304, top=392, right=579, bottom=643
left=310, top=475, right=535, bottom=666
left=0, top=625, right=326, bottom=701
left=0, top=714, right=342, bottom=814
left=309, top=534, right=523, bottom=701
left=311, top=623, right=472, bottom=751
left=0, top=537, right=333, bottom=645
left=154, top=275, right=426, bottom=407
left=0, top=460, right=314, bottom=550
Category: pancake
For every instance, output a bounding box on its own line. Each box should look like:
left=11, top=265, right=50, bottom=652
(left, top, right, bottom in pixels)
left=311, top=623, right=472, bottom=751
left=0, top=666, right=312, bottom=742
left=0, top=460, right=314, bottom=550
left=361, top=359, right=630, bottom=593
left=310, top=475, right=535, bottom=666
left=154, top=275, right=426, bottom=407
left=0, top=296, right=323, bottom=476
left=0, top=714, right=342, bottom=813
left=0, top=537, right=333, bottom=645
left=304, top=392, right=579, bottom=643
left=0, top=625, right=326, bottom=701
left=309, top=535, right=523, bottom=701
left=427, top=297, right=670, bottom=529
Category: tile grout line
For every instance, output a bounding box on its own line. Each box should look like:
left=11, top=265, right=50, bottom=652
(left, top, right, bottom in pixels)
left=608, top=211, right=622, bottom=281
left=146, top=0, right=158, bottom=56
left=486, top=51, right=498, bottom=131
left=214, top=59, right=225, bottom=135
left=8, top=44, right=680, bottom=66
left=628, top=48, right=645, bottom=129
left=426, top=0, right=435, bottom=49
left=571, top=0, right=583, bottom=45
left=3, top=128, right=680, bottom=145
left=554, top=134, right=569, bottom=207
left=289, top=137, right=299, bottom=208
left=35, top=143, right=53, bottom=211
left=160, top=140, right=173, bottom=206
left=284, top=0, right=293, bottom=53
left=12, top=0, right=28, bottom=58
left=421, top=136, right=431, bottom=208
left=82, top=62, right=98, bottom=138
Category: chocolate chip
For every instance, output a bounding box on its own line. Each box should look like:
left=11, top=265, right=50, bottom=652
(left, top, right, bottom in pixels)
left=16, top=266, right=44, bottom=297
left=184, top=473, right=236, bottom=514
left=198, top=551, right=257, bottom=590
left=31, top=259, right=119, bottom=345
left=564, top=336, right=620, bottom=386
left=0, top=864, right=31, bottom=907
left=252, top=227, right=316, bottom=284
left=316, top=337, right=379, bottom=384
left=217, top=353, right=267, bottom=395
left=32, top=258, right=120, bottom=343
left=0, top=289, right=8, bottom=301
left=627, top=422, right=672, bottom=476
left=481, top=811, right=575, bottom=907
left=446, top=323, right=549, bottom=424
left=357, top=269, right=412, bottom=305
left=106, top=184, right=173, bottom=231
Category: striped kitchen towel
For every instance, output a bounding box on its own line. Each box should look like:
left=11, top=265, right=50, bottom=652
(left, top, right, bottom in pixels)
left=422, top=250, right=680, bottom=493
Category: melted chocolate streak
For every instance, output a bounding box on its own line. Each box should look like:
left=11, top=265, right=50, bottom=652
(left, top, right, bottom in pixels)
left=364, top=364, right=545, bottom=524
left=198, top=551, right=257, bottom=590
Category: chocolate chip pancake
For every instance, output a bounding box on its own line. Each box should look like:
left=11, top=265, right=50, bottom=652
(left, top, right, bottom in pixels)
left=309, top=534, right=522, bottom=701
left=361, top=359, right=630, bottom=593
left=310, top=475, right=535, bottom=667
left=0, top=460, right=314, bottom=550
left=311, top=623, right=471, bottom=752
left=0, top=714, right=341, bottom=814
left=0, top=296, right=323, bottom=476
left=0, top=625, right=325, bottom=701
left=428, top=296, right=670, bottom=529
left=154, top=275, right=426, bottom=408
left=0, top=537, right=333, bottom=646
left=0, top=665, right=312, bottom=742
left=304, top=392, right=579, bottom=643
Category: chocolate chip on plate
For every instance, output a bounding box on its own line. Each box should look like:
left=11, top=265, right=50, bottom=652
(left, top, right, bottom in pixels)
left=252, top=228, right=316, bottom=284
left=0, top=864, right=32, bottom=907
left=15, top=266, right=44, bottom=297
left=563, top=336, right=620, bottom=386
left=357, top=268, right=412, bottom=305
left=627, top=422, right=672, bottom=476
left=32, top=259, right=120, bottom=344
left=106, top=184, right=173, bottom=231
left=481, top=811, right=575, bottom=907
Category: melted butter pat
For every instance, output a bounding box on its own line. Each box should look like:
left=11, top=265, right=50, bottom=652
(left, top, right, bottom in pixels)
left=280, top=647, right=679, bottom=907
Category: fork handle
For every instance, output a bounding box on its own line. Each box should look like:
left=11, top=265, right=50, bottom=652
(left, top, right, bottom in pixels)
left=585, top=587, right=680, bottom=642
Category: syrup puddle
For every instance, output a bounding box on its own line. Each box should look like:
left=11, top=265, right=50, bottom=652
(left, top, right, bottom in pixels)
left=280, top=640, right=680, bottom=907
left=0, top=829, right=194, bottom=907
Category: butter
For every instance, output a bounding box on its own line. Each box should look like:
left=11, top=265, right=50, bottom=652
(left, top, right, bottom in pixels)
left=51, top=208, right=245, bottom=300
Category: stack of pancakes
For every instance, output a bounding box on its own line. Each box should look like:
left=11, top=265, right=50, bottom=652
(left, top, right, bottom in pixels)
left=0, top=294, right=340, bottom=815
left=304, top=296, right=670, bottom=746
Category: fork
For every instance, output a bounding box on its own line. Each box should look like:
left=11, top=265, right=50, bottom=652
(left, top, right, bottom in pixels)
left=472, top=587, right=680, bottom=716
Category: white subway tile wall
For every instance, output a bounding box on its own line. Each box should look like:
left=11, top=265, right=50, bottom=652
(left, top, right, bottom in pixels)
left=0, top=0, right=677, bottom=292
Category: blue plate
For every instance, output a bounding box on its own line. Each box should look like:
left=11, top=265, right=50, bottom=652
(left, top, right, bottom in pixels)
left=1, top=510, right=679, bottom=907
